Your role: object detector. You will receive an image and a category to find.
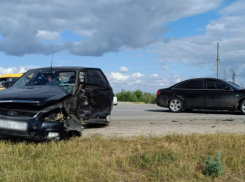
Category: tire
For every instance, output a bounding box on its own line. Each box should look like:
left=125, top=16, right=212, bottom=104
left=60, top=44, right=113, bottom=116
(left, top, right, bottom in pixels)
left=240, top=100, right=245, bottom=114
left=169, top=98, right=183, bottom=112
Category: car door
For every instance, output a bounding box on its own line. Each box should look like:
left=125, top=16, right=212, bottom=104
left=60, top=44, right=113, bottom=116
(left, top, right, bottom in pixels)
left=205, top=79, right=235, bottom=109
left=77, top=69, right=113, bottom=121
left=173, top=79, right=205, bottom=108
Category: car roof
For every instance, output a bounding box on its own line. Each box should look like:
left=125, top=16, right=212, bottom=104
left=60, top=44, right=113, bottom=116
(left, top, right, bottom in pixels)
left=28, top=66, right=101, bottom=71
left=178, top=78, right=225, bottom=82
left=170, top=77, right=227, bottom=88
left=0, top=73, right=24, bottom=78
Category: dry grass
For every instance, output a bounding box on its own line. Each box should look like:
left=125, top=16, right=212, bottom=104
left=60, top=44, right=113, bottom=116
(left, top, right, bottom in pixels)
left=0, top=134, right=244, bottom=182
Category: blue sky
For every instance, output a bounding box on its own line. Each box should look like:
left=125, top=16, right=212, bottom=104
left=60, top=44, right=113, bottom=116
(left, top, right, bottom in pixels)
left=0, top=0, right=244, bottom=93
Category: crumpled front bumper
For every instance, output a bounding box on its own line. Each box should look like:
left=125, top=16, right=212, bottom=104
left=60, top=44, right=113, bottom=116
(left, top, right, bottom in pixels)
left=0, top=115, right=70, bottom=141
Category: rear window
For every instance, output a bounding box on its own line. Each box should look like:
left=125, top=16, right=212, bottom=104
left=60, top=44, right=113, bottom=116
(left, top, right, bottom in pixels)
left=174, top=80, right=204, bottom=89
left=206, top=80, right=228, bottom=90
left=87, top=69, right=109, bottom=87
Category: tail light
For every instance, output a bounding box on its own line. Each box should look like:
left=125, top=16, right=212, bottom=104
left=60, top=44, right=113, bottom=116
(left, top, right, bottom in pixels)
left=157, top=90, right=161, bottom=96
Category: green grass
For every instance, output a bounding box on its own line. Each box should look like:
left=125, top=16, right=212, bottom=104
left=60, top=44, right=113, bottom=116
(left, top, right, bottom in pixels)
left=0, top=134, right=245, bottom=181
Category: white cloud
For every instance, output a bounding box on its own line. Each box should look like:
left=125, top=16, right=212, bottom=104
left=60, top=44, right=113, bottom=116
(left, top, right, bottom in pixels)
left=135, top=80, right=146, bottom=84
left=156, top=1, right=245, bottom=72
left=119, top=66, right=129, bottom=73
left=158, top=78, right=170, bottom=86
left=0, top=66, right=33, bottom=76
left=131, top=72, right=145, bottom=78
left=151, top=74, right=158, bottom=77
left=109, top=70, right=183, bottom=93
left=206, top=23, right=226, bottom=36
left=173, top=78, right=181, bottom=83
left=109, top=72, right=130, bottom=82
left=220, top=0, right=245, bottom=15
left=75, top=30, right=97, bottom=36
left=58, top=61, right=74, bottom=64
left=36, top=30, right=60, bottom=40
left=162, top=65, right=169, bottom=70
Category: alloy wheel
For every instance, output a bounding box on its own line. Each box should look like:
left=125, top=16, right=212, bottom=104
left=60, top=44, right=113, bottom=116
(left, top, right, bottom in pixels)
left=169, top=98, right=183, bottom=112
left=240, top=100, right=245, bottom=114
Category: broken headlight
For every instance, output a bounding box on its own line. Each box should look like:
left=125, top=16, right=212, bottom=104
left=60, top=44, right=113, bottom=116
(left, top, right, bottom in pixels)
left=37, top=103, right=66, bottom=122
left=40, top=103, right=63, bottom=113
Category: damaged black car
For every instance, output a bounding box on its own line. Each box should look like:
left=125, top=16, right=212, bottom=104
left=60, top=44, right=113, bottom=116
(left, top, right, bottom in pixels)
left=0, top=67, right=114, bottom=141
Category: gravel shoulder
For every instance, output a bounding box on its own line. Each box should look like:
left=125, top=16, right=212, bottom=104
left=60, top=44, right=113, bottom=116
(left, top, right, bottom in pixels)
left=83, top=102, right=245, bottom=137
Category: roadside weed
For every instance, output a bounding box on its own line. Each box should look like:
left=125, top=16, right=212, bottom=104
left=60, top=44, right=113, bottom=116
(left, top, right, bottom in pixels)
left=205, top=153, right=225, bottom=177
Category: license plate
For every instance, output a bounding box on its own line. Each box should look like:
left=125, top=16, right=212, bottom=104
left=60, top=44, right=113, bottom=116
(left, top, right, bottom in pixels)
left=0, top=119, right=27, bottom=131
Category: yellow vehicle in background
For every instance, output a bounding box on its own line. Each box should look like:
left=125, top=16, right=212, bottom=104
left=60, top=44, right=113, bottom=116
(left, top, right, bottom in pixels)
left=0, top=73, right=23, bottom=89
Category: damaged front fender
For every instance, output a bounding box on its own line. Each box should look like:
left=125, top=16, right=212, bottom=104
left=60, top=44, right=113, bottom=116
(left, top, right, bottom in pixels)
left=36, top=97, right=85, bottom=136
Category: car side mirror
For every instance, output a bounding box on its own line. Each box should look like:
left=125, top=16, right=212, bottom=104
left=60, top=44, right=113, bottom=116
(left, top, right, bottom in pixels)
left=79, top=72, right=85, bottom=83
left=225, top=86, right=233, bottom=91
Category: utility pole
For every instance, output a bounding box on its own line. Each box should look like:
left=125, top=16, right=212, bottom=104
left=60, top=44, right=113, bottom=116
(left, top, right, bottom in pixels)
left=217, top=42, right=220, bottom=78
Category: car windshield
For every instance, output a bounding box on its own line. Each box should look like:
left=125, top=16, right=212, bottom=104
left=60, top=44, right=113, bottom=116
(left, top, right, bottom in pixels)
left=12, top=70, right=77, bottom=93
left=225, top=80, right=244, bottom=90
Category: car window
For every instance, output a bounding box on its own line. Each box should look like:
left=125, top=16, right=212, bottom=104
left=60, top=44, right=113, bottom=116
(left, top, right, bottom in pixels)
left=13, top=70, right=77, bottom=93
left=87, top=69, right=109, bottom=87
left=215, top=81, right=228, bottom=89
left=11, top=78, right=19, bottom=82
left=206, top=80, right=216, bottom=89
left=206, top=80, right=228, bottom=90
left=173, top=82, right=186, bottom=89
left=225, top=81, right=244, bottom=90
left=185, top=80, right=203, bottom=89
left=174, top=80, right=203, bottom=89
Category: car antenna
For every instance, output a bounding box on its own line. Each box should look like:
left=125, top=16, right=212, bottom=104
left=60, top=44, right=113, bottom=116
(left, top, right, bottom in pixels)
left=49, top=50, right=54, bottom=89
left=51, top=49, right=53, bottom=69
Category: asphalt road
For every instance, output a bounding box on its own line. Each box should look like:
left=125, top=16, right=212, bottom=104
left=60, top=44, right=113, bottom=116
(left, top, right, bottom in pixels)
left=112, top=102, right=245, bottom=121
left=83, top=102, right=245, bottom=137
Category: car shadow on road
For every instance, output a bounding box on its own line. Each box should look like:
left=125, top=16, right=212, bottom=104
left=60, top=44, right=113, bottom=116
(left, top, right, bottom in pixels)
left=84, top=124, right=107, bottom=129
left=146, top=109, right=169, bottom=112
left=146, top=109, right=241, bottom=115
left=190, top=110, right=240, bottom=115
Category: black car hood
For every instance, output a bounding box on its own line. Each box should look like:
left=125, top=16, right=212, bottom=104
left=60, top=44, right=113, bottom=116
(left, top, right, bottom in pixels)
left=0, top=86, right=69, bottom=105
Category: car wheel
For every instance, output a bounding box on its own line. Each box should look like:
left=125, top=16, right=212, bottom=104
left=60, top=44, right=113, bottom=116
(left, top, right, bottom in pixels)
left=240, top=100, right=245, bottom=114
left=169, top=98, right=183, bottom=112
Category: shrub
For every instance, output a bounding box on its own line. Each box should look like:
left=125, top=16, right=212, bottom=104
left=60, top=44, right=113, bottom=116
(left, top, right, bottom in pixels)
left=205, top=153, right=225, bottom=177
left=116, top=89, right=156, bottom=104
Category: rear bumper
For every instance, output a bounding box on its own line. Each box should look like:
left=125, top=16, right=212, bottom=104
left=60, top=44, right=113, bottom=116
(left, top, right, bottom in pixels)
left=156, top=96, right=167, bottom=107
left=0, top=116, right=69, bottom=141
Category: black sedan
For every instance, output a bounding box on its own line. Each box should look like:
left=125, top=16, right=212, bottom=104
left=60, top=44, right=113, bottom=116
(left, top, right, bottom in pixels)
left=156, top=78, right=245, bottom=114
left=0, top=67, right=114, bottom=141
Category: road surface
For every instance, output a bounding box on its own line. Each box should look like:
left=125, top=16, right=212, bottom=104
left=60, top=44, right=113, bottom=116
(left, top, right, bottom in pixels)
left=83, top=102, right=245, bottom=137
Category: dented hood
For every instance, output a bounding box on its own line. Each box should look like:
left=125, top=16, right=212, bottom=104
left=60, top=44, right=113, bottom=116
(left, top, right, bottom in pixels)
left=0, top=86, right=69, bottom=105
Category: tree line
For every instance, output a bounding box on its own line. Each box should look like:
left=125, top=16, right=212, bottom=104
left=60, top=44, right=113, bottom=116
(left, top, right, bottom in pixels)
left=116, top=89, right=156, bottom=104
